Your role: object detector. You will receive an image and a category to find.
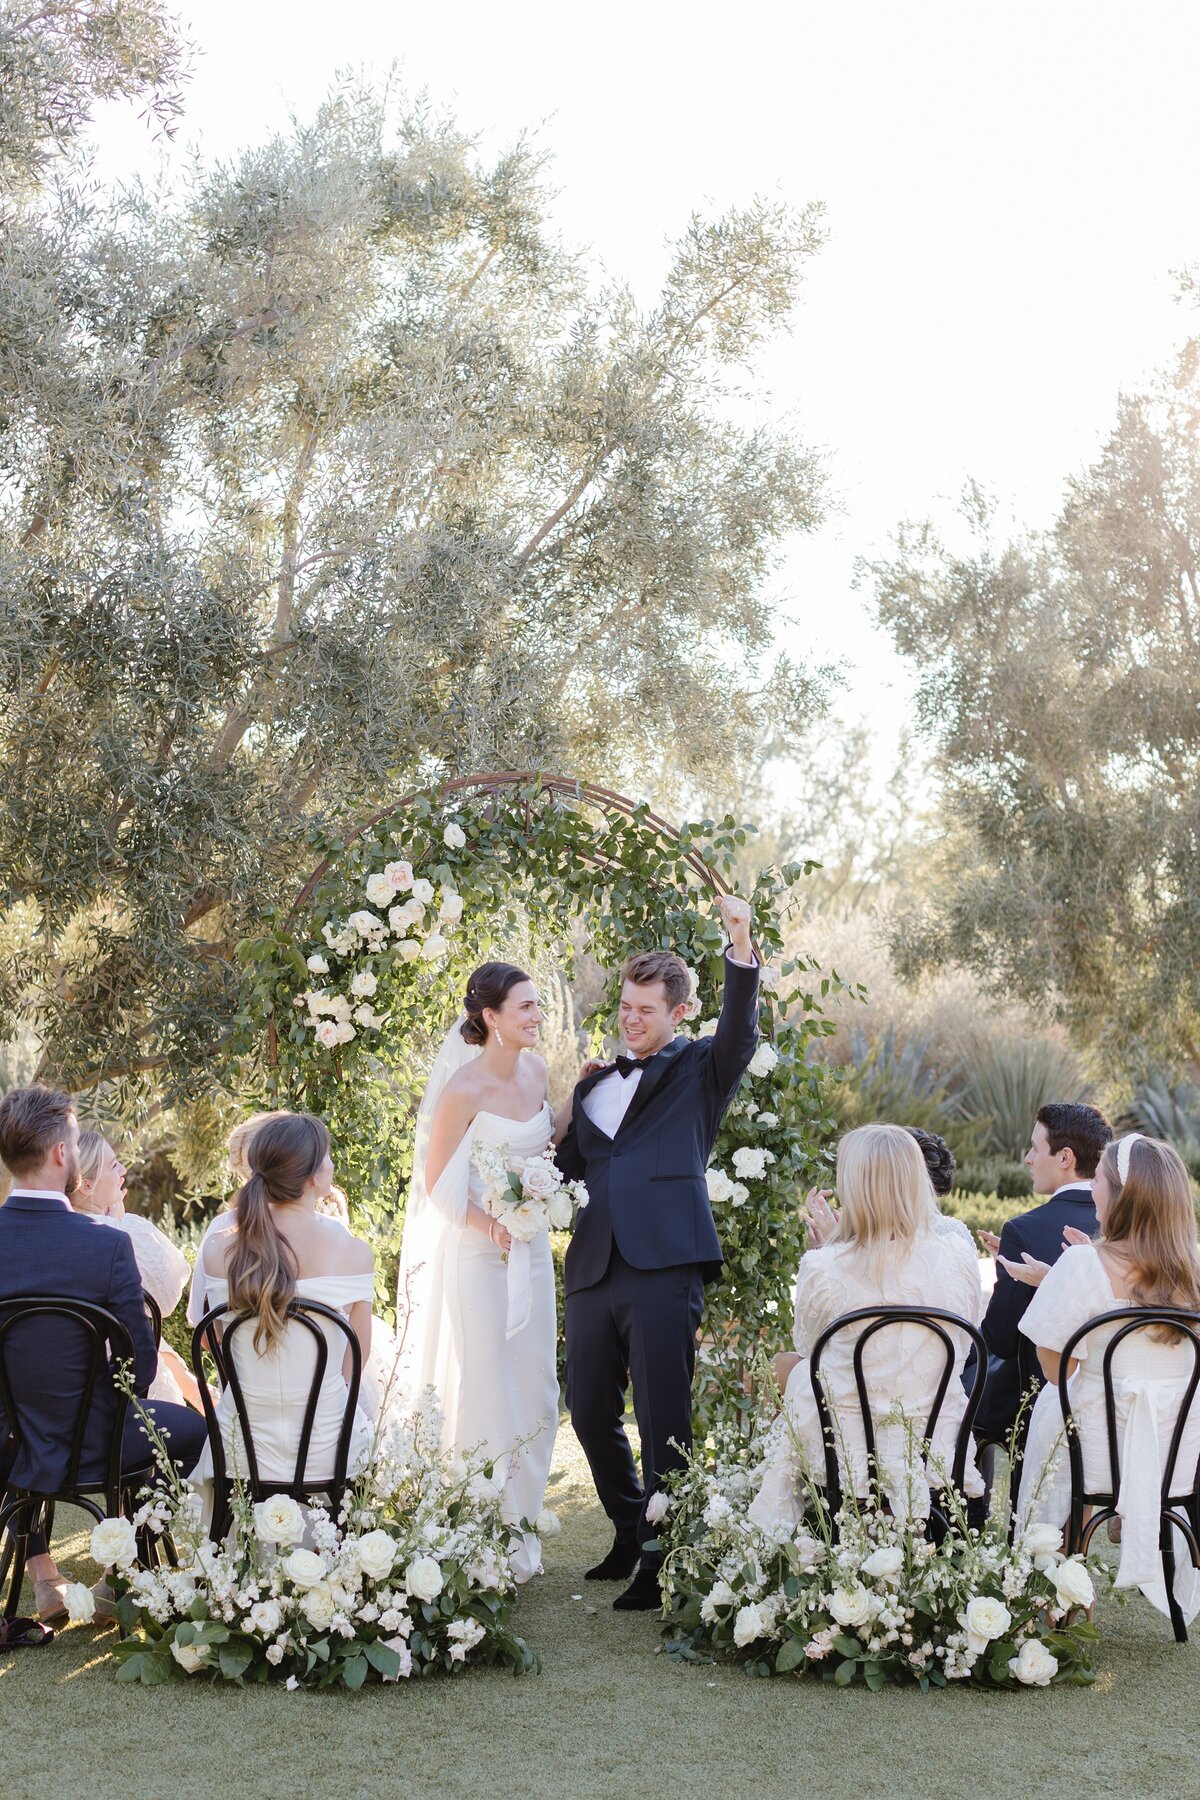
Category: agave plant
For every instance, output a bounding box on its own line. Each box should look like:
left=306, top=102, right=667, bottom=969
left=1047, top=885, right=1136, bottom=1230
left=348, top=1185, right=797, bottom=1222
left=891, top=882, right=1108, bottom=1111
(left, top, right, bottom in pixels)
left=957, top=1031, right=1090, bottom=1161
left=837, top=1026, right=975, bottom=1154
left=1129, top=1075, right=1200, bottom=1159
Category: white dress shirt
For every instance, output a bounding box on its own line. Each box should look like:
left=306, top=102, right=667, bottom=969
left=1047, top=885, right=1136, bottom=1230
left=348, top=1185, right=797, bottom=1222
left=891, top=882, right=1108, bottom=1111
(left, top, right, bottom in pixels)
left=582, top=1055, right=664, bottom=1140
left=7, top=1187, right=71, bottom=1208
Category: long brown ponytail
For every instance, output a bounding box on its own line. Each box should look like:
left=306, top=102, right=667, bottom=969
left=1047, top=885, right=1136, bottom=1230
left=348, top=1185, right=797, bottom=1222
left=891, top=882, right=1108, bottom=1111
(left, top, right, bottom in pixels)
left=225, top=1112, right=331, bottom=1351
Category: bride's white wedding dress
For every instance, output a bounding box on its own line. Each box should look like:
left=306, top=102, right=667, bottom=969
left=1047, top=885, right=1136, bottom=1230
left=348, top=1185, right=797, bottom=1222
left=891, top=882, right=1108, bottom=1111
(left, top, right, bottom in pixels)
left=397, top=1041, right=559, bottom=1584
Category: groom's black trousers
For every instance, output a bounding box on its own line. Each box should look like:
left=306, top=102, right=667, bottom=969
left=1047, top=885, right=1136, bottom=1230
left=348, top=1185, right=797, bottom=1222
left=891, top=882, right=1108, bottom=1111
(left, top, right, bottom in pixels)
left=565, top=1247, right=705, bottom=1571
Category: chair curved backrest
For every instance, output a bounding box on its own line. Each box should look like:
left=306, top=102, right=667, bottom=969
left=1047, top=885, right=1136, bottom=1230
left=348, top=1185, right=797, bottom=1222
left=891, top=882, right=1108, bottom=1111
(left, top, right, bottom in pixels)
left=191, top=1299, right=363, bottom=1531
left=0, top=1296, right=137, bottom=1506
left=142, top=1290, right=163, bottom=1350
left=809, top=1304, right=987, bottom=1533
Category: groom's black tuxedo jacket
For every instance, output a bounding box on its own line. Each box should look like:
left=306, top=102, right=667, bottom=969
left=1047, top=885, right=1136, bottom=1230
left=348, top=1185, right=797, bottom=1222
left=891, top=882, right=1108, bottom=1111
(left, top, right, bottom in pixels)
left=557, top=953, right=761, bottom=1295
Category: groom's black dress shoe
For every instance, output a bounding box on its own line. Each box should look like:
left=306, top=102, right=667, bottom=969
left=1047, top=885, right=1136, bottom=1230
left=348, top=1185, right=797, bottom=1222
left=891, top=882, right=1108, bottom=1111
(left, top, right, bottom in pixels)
left=585, top=1537, right=640, bottom=1581
left=612, top=1568, right=662, bottom=1612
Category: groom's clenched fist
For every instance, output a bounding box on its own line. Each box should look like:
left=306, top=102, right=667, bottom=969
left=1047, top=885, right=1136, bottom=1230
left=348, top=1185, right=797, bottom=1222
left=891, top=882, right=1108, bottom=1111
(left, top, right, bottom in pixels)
left=716, top=892, right=754, bottom=959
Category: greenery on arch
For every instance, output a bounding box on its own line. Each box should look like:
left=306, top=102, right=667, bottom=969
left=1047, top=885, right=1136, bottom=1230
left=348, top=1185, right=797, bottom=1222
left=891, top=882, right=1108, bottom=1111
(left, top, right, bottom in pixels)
left=235, top=777, right=843, bottom=1424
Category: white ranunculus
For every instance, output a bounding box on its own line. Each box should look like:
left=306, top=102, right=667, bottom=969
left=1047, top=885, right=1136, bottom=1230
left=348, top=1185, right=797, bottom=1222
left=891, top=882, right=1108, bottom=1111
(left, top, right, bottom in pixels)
left=300, top=1583, right=336, bottom=1629
left=829, top=1583, right=872, bottom=1629
left=381, top=1635, right=414, bottom=1679
left=733, top=1603, right=767, bottom=1647
left=397, top=939, right=422, bottom=962
left=249, top=1600, right=282, bottom=1637
left=90, top=1517, right=137, bottom=1570
left=64, top=1581, right=96, bottom=1622
left=420, top=932, right=450, bottom=961
left=171, top=1639, right=210, bottom=1673
left=404, top=1556, right=444, bottom=1602
left=254, top=1494, right=306, bottom=1545
left=748, top=1042, right=779, bottom=1078
left=964, top=1595, right=1012, bottom=1647
left=521, top=1159, right=559, bottom=1202
left=732, top=1146, right=773, bottom=1180
left=284, top=1548, right=327, bottom=1590
left=1053, top=1558, right=1095, bottom=1610
left=861, top=1545, right=904, bottom=1584
left=700, top=1579, right=736, bottom=1623
left=356, top=1530, right=396, bottom=1581
left=306, top=953, right=329, bottom=974
left=1009, top=1639, right=1058, bottom=1685
left=534, top=1509, right=562, bottom=1538
left=410, top=877, right=435, bottom=905
left=729, top=1182, right=750, bottom=1207
left=365, top=873, right=394, bottom=906
left=385, top=859, right=414, bottom=892
left=443, top=822, right=467, bottom=849
left=440, top=890, right=464, bottom=923
left=706, top=1167, right=734, bottom=1205
left=644, top=1491, right=670, bottom=1524
left=350, top=969, right=377, bottom=998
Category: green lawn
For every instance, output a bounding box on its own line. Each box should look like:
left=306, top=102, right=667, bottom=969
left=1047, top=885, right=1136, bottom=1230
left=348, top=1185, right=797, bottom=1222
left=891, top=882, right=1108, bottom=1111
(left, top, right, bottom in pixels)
left=4, top=1424, right=1200, bottom=1800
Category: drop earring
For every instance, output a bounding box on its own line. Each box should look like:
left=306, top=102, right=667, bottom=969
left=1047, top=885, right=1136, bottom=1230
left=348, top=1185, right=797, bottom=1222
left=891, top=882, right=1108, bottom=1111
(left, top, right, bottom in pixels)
left=494, top=1027, right=505, bottom=1047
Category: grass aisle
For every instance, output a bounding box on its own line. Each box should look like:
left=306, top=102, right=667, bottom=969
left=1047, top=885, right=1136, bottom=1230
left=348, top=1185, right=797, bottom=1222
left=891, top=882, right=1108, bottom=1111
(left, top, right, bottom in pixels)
left=4, top=1423, right=1200, bottom=1800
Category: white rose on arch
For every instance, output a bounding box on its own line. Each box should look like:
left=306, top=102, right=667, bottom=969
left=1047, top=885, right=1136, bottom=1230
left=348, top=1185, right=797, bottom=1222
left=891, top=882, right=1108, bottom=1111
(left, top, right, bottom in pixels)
left=397, top=939, right=422, bottom=963
left=348, top=909, right=386, bottom=939
left=350, top=970, right=377, bottom=998
left=420, top=933, right=450, bottom=961
left=314, top=1021, right=341, bottom=1048
left=385, top=859, right=414, bottom=891
left=365, top=873, right=394, bottom=907
left=306, top=953, right=329, bottom=975
left=354, top=1004, right=384, bottom=1029
left=748, top=1041, right=779, bottom=1078
left=731, top=1146, right=775, bottom=1181
left=729, top=1182, right=750, bottom=1207
left=439, top=890, right=465, bottom=924
left=410, top=878, right=436, bottom=906
left=706, top=1167, right=734, bottom=1205
left=443, top=822, right=467, bottom=849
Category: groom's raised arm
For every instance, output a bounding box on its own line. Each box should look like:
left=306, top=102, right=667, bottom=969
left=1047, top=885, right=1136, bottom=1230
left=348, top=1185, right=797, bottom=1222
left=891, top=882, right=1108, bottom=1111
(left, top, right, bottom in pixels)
left=707, top=895, right=761, bottom=1099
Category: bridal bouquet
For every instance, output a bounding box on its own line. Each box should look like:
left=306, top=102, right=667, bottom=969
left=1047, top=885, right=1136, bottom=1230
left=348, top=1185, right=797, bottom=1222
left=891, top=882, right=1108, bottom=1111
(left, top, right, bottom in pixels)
left=93, top=1389, right=537, bottom=1690
left=471, top=1143, right=589, bottom=1240
left=653, top=1419, right=1099, bottom=1691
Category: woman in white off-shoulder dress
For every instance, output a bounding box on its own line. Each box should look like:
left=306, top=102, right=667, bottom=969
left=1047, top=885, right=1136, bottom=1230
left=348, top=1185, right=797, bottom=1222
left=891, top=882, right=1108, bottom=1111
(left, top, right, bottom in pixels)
left=190, top=1112, right=375, bottom=1493
left=749, top=1123, right=984, bottom=1530
left=396, top=962, right=560, bottom=1582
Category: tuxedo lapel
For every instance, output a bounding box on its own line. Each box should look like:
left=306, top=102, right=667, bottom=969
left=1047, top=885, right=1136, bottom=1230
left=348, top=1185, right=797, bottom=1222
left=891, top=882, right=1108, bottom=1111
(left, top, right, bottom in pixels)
left=616, top=1037, right=687, bottom=1135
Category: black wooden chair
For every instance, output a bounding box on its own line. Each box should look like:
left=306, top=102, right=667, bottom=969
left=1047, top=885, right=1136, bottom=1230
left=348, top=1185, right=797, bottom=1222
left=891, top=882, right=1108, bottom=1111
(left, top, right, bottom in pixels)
left=972, top=1332, right=1044, bottom=1540
left=191, top=1299, right=363, bottom=1542
left=142, top=1289, right=163, bottom=1349
left=1056, top=1305, right=1200, bottom=1644
left=810, top=1305, right=987, bottom=1538
left=0, top=1298, right=156, bottom=1622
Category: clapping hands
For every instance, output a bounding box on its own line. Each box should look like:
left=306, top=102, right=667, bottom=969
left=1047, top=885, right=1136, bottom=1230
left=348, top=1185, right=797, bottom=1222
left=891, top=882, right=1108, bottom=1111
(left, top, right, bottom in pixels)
left=802, top=1186, right=839, bottom=1246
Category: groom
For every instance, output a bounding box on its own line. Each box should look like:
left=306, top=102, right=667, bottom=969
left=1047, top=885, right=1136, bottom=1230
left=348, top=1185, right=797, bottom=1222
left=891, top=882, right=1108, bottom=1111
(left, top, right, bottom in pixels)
left=557, top=895, right=759, bottom=1609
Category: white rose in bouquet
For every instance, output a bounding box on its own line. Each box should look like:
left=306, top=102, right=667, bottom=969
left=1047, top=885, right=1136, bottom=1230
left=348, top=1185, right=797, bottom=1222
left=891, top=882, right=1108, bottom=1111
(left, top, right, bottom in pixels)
left=284, top=1548, right=327, bottom=1589
left=963, top=1595, right=1012, bottom=1654
left=733, top=1602, right=767, bottom=1647
left=349, top=909, right=386, bottom=938
left=64, top=1581, right=97, bottom=1622
left=254, top=1495, right=306, bottom=1545
left=404, top=1556, right=444, bottom=1603
left=365, top=873, right=394, bottom=906
left=301, top=1583, right=337, bottom=1629
left=249, top=1600, right=282, bottom=1637
left=381, top=1635, right=414, bottom=1679
left=411, top=877, right=436, bottom=905
left=644, top=1491, right=670, bottom=1524
left=350, top=969, right=377, bottom=998
left=356, top=1530, right=396, bottom=1581
left=861, top=1545, right=904, bottom=1584
left=306, top=953, right=329, bottom=974
left=443, top=822, right=467, bottom=849
left=544, top=1189, right=570, bottom=1229
left=706, top=1168, right=734, bottom=1205
left=90, top=1517, right=137, bottom=1570
left=793, top=1532, right=824, bottom=1570
left=440, top=890, right=464, bottom=923
left=521, top=1159, right=559, bottom=1202
left=385, top=859, right=414, bottom=891
left=1020, top=1522, right=1064, bottom=1560
left=700, top=1579, right=736, bottom=1623
left=829, top=1583, right=873, bottom=1628
left=535, top=1509, right=562, bottom=1538
left=171, top=1639, right=211, bottom=1673
left=420, top=932, right=450, bottom=961
left=748, top=1042, right=779, bottom=1077
left=1009, top=1639, right=1058, bottom=1685
left=732, top=1146, right=775, bottom=1180
left=1053, top=1558, right=1095, bottom=1611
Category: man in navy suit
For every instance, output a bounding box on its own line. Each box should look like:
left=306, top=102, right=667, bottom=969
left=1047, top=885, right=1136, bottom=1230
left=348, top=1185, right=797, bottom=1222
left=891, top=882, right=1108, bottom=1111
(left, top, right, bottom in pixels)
left=557, top=895, right=759, bottom=1610
left=0, top=1086, right=207, bottom=1614
left=974, top=1100, right=1112, bottom=1443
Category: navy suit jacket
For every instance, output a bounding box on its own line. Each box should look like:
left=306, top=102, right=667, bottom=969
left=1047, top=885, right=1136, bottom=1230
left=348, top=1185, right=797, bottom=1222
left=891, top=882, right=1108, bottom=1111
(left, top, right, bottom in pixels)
left=978, top=1182, right=1098, bottom=1432
left=557, top=952, right=761, bottom=1294
left=0, top=1193, right=158, bottom=1491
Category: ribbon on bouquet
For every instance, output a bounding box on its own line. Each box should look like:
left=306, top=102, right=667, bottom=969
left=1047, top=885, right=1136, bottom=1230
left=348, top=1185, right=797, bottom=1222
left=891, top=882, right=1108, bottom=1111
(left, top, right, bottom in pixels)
left=505, top=1237, right=533, bottom=1338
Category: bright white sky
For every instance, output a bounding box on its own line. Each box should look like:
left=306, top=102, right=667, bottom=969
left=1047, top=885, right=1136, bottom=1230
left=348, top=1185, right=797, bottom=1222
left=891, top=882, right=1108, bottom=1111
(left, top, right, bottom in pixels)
left=93, top=0, right=1200, bottom=800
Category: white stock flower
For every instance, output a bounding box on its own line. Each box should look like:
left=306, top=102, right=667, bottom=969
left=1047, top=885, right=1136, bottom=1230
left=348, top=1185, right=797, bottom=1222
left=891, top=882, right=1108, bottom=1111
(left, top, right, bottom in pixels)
left=732, top=1146, right=774, bottom=1180
left=365, top=873, right=394, bottom=906
left=443, top=823, right=467, bottom=849
left=644, top=1492, right=670, bottom=1525
left=90, top=1517, right=137, bottom=1569
left=964, top=1596, right=1012, bottom=1652
left=861, top=1546, right=904, bottom=1584
left=283, top=1548, right=326, bottom=1590
left=385, top=860, right=414, bottom=892
left=829, top=1584, right=872, bottom=1629
left=300, top=1583, right=337, bottom=1629
left=748, top=1042, right=779, bottom=1077
left=348, top=909, right=386, bottom=938
left=733, top=1603, right=767, bottom=1647
left=381, top=1635, right=413, bottom=1679
left=253, top=1495, right=306, bottom=1546
left=249, top=1601, right=282, bottom=1637
left=404, top=1556, right=444, bottom=1602
left=171, top=1640, right=210, bottom=1673
left=410, top=877, right=435, bottom=905
left=467, top=1472, right=501, bottom=1504
left=350, top=969, right=377, bottom=998
left=1053, top=1559, right=1095, bottom=1610
left=306, top=953, right=329, bottom=974
left=703, top=1493, right=734, bottom=1529
left=356, top=1530, right=396, bottom=1581
left=64, top=1581, right=96, bottom=1622
left=1009, top=1639, right=1058, bottom=1685
left=706, top=1168, right=734, bottom=1205
left=439, top=890, right=464, bottom=923
left=534, top=1509, right=562, bottom=1538
left=420, top=932, right=450, bottom=961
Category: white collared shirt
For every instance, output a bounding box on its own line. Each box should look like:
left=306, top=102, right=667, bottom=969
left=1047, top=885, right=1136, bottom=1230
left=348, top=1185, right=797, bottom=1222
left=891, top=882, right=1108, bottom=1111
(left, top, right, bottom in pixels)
left=7, top=1187, right=72, bottom=1209
left=1052, top=1179, right=1093, bottom=1198
left=582, top=1052, right=672, bottom=1140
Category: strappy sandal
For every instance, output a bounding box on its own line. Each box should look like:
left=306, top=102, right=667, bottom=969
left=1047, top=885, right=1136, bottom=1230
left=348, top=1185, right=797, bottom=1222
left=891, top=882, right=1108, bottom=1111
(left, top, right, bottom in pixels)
left=0, top=1615, right=54, bottom=1648
left=34, top=1578, right=68, bottom=1623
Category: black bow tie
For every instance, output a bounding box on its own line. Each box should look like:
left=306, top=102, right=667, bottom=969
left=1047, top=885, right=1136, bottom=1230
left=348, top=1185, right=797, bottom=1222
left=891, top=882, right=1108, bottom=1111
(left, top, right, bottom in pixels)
left=614, top=1052, right=658, bottom=1079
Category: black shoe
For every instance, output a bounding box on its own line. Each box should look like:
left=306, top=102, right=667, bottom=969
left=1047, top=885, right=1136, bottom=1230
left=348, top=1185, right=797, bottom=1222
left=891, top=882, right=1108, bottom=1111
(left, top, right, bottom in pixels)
left=585, top=1537, right=640, bottom=1581
left=613, top=1567, right=662, bottom=1612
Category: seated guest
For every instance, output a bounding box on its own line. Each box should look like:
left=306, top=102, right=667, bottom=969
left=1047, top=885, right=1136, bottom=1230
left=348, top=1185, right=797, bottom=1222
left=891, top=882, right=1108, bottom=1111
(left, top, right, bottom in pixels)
left=974, top=1102, right=1111, bottom=1443
left=0, top=1087, right=207, bottom=1622
left=70, top=1131, right=207, bottom=1412
left=186, top=1111, right=291, bottom=1332
left=191, top=1112, right=375, bottom=1495
left=1017, top=1134, right=1200, bottom=1623
left=749, top=1122, right=984, bottom=1530
left=906, top=1127, right=974, bottom=1250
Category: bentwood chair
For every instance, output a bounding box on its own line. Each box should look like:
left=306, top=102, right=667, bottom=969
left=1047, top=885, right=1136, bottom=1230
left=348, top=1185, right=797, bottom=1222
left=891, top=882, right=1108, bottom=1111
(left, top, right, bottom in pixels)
left=1056, top=1306, right=1200, bottom=1644
left=191, top=1299, right=363, bottom=1543
left=810, top=1304, right=987, bottom=1540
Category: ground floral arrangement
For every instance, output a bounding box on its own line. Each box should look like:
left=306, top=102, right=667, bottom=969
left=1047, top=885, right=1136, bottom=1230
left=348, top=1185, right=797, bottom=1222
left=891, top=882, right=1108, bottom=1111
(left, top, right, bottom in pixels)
left=84, top=1394, right=538, bottom=1689
left=654, top=1422, right=1100, bottom=1691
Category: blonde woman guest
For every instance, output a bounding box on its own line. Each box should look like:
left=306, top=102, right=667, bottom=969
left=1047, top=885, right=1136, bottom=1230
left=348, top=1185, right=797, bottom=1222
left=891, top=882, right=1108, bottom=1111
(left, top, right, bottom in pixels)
left=70, top=1131, right=207, bottom=1412
left=1016, top=1134, right=1200, bottom=1621
left=749, top=1123, right=985, bottom=1530
left=191, top=1113, right=374, bottom=1493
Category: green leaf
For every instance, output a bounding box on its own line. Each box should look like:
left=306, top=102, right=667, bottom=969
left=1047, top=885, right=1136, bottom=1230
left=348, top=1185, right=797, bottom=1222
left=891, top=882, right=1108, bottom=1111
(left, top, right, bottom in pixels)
left=833, top=1657, right=858, bottom=1686
left=774, top=1637, right=806, bottom=1673
left=218, top=1642, right=254, bottom=1680
left=363, top=1641, right=402, bottom=1678
left=341, top=1654, right=368, bottom=1690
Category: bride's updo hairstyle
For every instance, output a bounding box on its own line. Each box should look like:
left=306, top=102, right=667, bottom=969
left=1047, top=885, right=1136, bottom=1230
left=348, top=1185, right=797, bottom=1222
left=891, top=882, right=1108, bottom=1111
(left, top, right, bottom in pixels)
left=830, top=1123, right=934, bottom=1285
left=226, top=1112, right=330, bottom=1351
left=461, top=962, right=531, bottom=1046
left=1096, top=1135, right=1200, bottom=1336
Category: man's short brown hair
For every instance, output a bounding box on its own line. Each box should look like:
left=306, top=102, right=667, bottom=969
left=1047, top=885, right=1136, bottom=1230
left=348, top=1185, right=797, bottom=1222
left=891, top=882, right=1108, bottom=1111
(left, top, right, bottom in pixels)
left=620, top=950, right=690, bottom=1011
left=0, top=1085, right=76, bottom=1177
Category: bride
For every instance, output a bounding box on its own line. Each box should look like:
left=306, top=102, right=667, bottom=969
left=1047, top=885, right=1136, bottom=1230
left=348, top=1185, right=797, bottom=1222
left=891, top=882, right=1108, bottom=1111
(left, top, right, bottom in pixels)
left=397, top=961, right=560, bottom=1582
